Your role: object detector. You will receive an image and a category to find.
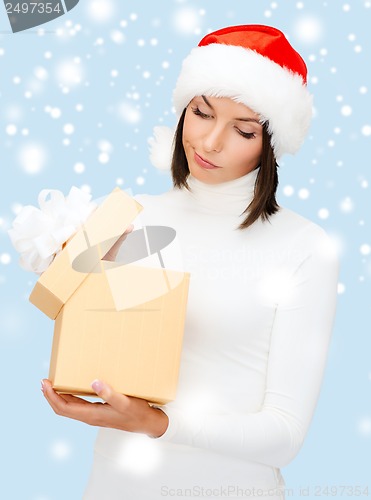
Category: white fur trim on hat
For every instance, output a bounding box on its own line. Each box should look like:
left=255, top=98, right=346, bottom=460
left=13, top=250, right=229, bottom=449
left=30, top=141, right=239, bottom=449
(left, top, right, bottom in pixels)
left=173, top=44, right=313, bottom=159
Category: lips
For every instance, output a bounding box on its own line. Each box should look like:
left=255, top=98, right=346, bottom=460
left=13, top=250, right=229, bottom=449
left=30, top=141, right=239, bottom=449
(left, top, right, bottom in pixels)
left=194, top=152, right=221, bottom=170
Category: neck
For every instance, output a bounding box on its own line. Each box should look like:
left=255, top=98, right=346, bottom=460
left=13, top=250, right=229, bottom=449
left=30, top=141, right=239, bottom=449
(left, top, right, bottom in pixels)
left=183, top=168, right=259, bottom=216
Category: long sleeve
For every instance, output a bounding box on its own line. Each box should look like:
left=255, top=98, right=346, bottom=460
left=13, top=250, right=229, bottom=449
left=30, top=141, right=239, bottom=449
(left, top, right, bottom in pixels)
left=155, top=227, right=339, bottom=469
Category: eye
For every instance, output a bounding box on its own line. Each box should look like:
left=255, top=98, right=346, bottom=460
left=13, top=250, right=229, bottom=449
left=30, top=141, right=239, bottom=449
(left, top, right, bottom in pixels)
left=235, top=128, right=256, bottom=139
left=191, top=106, right=212, bottom=119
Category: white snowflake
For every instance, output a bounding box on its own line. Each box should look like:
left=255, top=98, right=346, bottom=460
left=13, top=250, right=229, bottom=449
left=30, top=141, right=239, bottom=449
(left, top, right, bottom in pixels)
left=298, top=188, right=310, bottom=200
left=110, top=30, right=125, bottom=44
left=173, top=7, right=202, bottom=35
left=357, top=417, right=371, bottom=437
left=118, top=102, right=142, bottom=124
left=63, top=124, right=75, bottom=135
left=98, top=152, right=110, bottom=164
left=360, top=244, right=370, bottom=256
left=18, top=143, right=47, bottom=175
left=0, top=253, right=11, bottom=265
left=50, top=108, right=62, bottom=119
left=283, top=185, right=295, bottom=197
left=74, top=162, right=85, bottom=174
left=340, top=197, right=354, bottom=213
left=86, top=0, right=115, bottom=23
left=55, top=60, right=84, bottom=87
left=341, top=105, right=352, bottom=116
left=50, top=440, right=72, bottom=460
left=293, top=16, right=323, bottom=43
left=98, top=140, right=113, bottom=153
left=6, top=124, right=17, bottom=136
left=337, top=283, right=346, bottom=294
left=34, top=66, right=48, bottom=81
left=318, top=208, right=330, bottom=219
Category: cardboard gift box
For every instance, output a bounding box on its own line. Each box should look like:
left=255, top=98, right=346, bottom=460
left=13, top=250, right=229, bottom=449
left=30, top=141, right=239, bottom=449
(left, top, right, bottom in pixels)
left=30, top=188, right=190, bottom=405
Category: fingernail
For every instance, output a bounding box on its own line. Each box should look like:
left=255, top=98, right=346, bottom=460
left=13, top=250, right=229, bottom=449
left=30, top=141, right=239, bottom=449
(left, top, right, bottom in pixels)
left=91, top=379, right=104, bottom=393
left=41, top=380, right=45, bottom=392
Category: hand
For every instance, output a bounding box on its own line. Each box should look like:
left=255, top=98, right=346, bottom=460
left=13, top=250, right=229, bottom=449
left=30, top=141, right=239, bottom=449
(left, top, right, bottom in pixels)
left=41, top=379, right=169, bottom=438
left=102, top=223, right=134, bottom=262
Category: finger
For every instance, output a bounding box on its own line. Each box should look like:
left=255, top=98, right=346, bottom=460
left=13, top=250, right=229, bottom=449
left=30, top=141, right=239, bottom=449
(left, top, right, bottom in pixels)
left=103, top=224, right=134, bottom=261
left=91, top=379, right=130, bottom=413
left=42, top=379, right=72, bottom=414
left=41, top=380, right=102, bottom=423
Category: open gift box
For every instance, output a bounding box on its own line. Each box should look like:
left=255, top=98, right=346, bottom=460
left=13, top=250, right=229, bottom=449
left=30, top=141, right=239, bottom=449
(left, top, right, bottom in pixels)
left=29, top=188, right=190, bottom=405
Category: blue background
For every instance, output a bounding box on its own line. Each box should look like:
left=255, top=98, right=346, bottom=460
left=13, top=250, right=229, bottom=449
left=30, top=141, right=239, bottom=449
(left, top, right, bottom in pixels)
left=1, top=1, right=370, bottom=499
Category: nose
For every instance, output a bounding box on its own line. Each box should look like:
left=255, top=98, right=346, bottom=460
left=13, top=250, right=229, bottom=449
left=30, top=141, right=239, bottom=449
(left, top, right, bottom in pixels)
left=202, top=124, right=224, bottom=153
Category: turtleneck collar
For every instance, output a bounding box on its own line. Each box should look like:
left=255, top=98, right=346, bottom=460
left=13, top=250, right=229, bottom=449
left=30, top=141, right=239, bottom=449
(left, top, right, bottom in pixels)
left=183, top=167, right=259, bottom=216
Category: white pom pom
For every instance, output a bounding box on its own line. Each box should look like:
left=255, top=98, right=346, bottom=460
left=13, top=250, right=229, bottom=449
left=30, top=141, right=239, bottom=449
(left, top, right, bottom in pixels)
left=148, top=126, right=175, bottom=171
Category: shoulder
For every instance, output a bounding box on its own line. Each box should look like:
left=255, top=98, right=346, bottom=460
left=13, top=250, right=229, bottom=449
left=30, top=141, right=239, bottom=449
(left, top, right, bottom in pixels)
left=270, top=207, right=339, bottom=267
left=269, top=206, right=330, bottom=240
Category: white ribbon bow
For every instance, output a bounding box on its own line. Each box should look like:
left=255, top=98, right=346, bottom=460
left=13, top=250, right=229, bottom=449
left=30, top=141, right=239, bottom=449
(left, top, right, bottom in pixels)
left=8, top=186, right=97, bottom=275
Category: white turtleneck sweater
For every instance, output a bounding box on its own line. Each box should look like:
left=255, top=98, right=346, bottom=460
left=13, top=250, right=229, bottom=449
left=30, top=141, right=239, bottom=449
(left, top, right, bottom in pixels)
left=84, top=169, right=339, bottom=500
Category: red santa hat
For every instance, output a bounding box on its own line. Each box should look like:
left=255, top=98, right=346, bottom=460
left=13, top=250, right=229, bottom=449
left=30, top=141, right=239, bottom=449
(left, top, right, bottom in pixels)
left=149, top=24, right=313, bottom=170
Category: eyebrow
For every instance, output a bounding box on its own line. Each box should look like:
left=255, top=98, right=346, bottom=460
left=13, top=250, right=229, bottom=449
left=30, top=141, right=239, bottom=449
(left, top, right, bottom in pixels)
left=201, top=95, right=261, bottom=125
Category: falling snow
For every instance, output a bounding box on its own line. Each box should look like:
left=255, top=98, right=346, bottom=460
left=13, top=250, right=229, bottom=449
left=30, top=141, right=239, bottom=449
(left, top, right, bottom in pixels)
left=293, top=15, right=324, bottom=43
left=117, top=102, right=142, bottom=124
left=87, top=0, right=116, bottom=23
left=173, top=7, right=202, bottom=35
left=341, top=105, right=352, bottom=116
left=357, top=417, right=371, bottom=437
left=360, top=244, right=371, bottom=255
left=298, top=188, right=310, bottom=200
left=340, top=197, right=354, bottom=213
left=50, top=440, right=72, bottom=460
left=1, top=2, right=370, bottom=498
left=17, top=143, right=48, bottom=174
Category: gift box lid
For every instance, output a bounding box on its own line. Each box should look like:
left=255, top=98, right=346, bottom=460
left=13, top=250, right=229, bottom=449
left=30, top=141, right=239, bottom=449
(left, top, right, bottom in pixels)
left=29, top=187, right=143, bottom=319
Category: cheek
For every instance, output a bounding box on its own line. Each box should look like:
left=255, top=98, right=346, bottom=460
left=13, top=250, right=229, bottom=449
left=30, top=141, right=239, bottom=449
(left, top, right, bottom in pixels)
left=231, top=139, right=262, bottom=166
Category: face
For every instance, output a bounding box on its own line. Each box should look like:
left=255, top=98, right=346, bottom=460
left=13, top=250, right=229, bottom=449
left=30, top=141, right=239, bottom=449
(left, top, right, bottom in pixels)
left=182, top=95, right=263, bottom=184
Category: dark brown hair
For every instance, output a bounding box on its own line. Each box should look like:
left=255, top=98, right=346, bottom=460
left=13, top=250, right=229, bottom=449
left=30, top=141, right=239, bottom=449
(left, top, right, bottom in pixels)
left=171, top=108, right=280, bottom=229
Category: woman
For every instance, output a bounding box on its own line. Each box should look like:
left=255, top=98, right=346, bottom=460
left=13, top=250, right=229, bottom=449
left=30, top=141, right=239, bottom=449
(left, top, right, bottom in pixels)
left=42, top=25, right=339, bottom=499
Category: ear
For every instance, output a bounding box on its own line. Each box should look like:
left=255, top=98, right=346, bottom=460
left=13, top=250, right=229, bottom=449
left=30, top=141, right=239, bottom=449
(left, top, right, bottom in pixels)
left=148, top=126, right=175, bottom=171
